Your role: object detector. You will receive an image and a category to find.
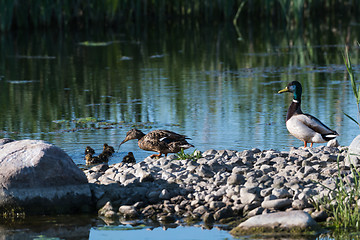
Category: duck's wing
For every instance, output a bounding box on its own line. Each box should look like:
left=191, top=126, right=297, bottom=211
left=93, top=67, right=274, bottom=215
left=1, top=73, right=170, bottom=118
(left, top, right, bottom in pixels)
left=298, top=113, right=338, bottom=135
left=146, top=130, right=189, bottom=143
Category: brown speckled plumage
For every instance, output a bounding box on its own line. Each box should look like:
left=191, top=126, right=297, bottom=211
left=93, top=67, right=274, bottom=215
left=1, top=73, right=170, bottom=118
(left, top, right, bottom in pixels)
left=119, top=129, right=194, bottom=158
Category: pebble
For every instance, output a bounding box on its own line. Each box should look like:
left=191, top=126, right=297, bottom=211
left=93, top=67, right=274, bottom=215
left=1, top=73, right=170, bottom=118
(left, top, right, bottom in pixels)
left=84, top=146, right=349, bottom=225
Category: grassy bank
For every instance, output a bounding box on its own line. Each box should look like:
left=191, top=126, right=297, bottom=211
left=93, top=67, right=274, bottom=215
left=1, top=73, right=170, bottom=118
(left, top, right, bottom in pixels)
left=0, top=0, right=359, bottom=32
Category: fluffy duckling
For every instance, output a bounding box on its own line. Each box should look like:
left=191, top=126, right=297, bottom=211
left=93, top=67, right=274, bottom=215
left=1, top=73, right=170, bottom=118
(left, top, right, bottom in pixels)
left=119, top=129, right=194, bottom=158
left=98, top=151, right=110, bottom=163
left=122, top=152, right=136, bottom=164
left=85, top=146, right=95, bottom=155
left=103, top=143, right=115, bottom=156
left=85, top=153, right=107, bottom=165
left=278, top=81, right=339, bottom=147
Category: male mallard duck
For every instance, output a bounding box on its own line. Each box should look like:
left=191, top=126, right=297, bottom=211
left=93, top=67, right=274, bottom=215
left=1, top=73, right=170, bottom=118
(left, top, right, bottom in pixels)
left=84, top=146, right=95, bottom=155
left=278, top=81, right=339, bottom=147
left=119, top=129, right=194, bottom=158
left=85, top=153, right=108, bottom=165
left=122, top=152, right=136, bottom=164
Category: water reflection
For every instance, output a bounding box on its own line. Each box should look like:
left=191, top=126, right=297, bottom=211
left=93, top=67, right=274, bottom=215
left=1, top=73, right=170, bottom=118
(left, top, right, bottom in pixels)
left=0, top=21, right=359, bottom=240
left=0, top=24, right=358, bottom=166
left=0, top=215, right=93, bottom=239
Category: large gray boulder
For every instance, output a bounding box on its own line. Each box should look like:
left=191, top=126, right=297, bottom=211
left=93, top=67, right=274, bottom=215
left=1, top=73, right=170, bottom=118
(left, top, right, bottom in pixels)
left=347, top=135, right=360, bottom=166
left=0, top=139, right=92, bottom=215
left=230, top=211, right=319, bottom=237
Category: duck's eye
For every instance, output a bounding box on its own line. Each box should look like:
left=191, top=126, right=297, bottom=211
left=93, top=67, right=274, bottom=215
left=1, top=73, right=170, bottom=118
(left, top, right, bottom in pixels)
left=289, top=85, right=295, bottom=91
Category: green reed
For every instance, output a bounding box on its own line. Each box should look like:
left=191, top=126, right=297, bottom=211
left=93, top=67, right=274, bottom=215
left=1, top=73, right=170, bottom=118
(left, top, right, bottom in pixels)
left=312, top=156, right=360, bottom=230
left=1, top=0, right=360, bottom=32
left=311, top=47, right=360, bottom=230
left=343, top=46, right=360, bottom=128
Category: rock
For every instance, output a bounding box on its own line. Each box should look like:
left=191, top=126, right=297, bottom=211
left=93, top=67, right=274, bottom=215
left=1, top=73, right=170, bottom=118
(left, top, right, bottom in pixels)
left=81, top=145, right=348, bottom=227
left=202, top=212, right=215, bottom=225
left=159, top=189, right=171, bottom=200
left=347, top=135, right=360, bottom=166
left=311, top=210, right=328, bottom=222
left=158, top=213, right=176, bottom=223
left=261, top=199, right=292, bottom=210
left=0, top=139, right=92, bottom=215
left=327, top=139, right=339, bottom=147
left=230, top=211, right=319, bottom=236
left=119, top=205, right=138, bottom=219
left=98, top=202, right=117, bottom=218
left=90, top=164, right=109, bottom=172
left=292, top=199, right=311, bottom=210
left=193, top=205, right=208, bottom=215
left=247, top=207, right=264, bottom=217
left=214, top=206, right=233, bottom=221
left=196, top=164, right=214, bottom=178
left=240, top=192, right=258, bottom=205
left=272, top=188, right=292, bottom=198
left=272, top=176, right=286, bottom=188
left=98, top=201, right=114, bottom=216
left=227, top=173, right=245, bottom=185
left=209, top=201, right=226, bottom=210
left=0, top=138, right=14, bottom=146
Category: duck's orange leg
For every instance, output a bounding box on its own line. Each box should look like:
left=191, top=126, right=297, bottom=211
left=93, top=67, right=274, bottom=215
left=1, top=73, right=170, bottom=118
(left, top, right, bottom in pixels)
left=150, top=153, right=162, bottom=158
left=303, top=141, right=307, bottom=148
left=310, top=142, right=313, bottom=148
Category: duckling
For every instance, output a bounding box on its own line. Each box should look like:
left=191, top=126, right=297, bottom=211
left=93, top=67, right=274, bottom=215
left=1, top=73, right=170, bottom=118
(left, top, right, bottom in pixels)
left=103, top=143, right=115, bottom=156
left=98, top=151, right=110, bottom=163
left=85, top=146, right=95, bottom=155
left=84, top=153, right=106, bottom=165
left=119, top=129, right=194, bottom=158
left=278, top=81, right=339, bottom=147
left=122, top=152, right=136, bottom=164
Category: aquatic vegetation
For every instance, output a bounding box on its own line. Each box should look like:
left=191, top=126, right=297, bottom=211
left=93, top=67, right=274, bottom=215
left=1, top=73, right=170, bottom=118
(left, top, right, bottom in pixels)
left=1, top=1, right=360, bottom=31
left=33, top=235, right=61, bottom=240
left=75, top=117, right=98, bottom=124
left=343, top=46, right=360, bottom=128
left=78, top=41, right=117, bottom=47
left=51, top=118, right=156, bottom=133
left=176, top=149, right=202, bottom=161
left=311, top=156, right=360, bottom=230
left=311, top=47, right=360, bottom=230
left=94, top=224, right=147, bottom=231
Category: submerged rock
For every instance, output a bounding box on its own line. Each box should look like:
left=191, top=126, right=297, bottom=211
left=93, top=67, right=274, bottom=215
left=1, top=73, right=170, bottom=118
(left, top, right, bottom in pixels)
left=230, top=211, right=318, bottom=236
left=0, top=139, right=92, bottom=215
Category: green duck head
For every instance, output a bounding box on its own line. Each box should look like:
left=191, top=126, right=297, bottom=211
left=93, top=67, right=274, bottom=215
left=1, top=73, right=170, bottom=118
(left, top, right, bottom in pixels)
left=278, top=81, right=302, bottom=101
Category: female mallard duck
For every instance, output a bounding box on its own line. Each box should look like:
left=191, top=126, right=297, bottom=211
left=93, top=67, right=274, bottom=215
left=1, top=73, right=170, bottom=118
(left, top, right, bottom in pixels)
left=119, top=129, right=194, bottom=158
left=278, top=81, right=338, bottom=147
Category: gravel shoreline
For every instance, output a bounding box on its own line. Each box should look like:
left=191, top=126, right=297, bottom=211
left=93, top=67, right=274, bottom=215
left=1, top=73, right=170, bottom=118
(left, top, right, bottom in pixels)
left=85, top=146, right=348, bottom=225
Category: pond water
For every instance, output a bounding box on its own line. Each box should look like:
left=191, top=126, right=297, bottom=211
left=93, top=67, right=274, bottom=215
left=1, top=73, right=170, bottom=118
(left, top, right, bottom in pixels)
left=1, top=22, right=360, bottom=239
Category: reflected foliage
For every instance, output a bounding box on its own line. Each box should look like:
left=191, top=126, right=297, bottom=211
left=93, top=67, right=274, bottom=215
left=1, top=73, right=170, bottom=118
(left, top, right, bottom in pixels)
left=0, top=21, right=358, bottom=159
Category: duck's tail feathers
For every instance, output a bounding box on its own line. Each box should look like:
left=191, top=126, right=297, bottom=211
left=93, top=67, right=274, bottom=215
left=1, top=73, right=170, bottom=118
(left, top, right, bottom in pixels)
left=322, top=132, right=339, bottom=141
left=181, top=144, right=194, bottom=149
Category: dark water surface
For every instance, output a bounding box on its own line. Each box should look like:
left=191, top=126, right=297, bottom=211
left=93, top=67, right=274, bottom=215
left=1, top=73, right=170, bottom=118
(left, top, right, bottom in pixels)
left=1, top=23, right=360, bottom=239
